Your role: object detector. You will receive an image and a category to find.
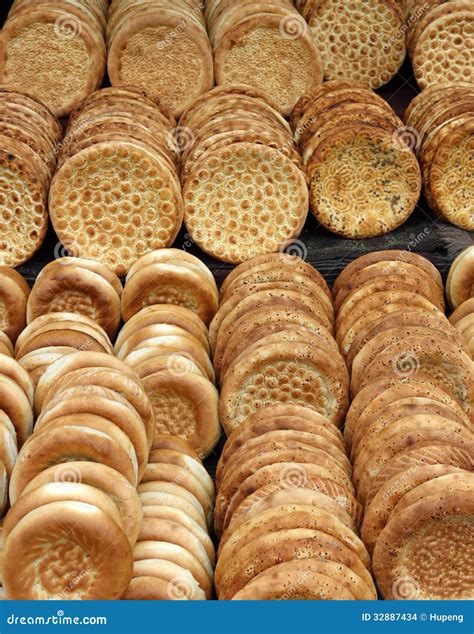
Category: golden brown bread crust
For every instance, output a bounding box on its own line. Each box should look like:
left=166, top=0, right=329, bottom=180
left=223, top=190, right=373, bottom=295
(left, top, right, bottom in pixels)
left=2, top=501, right=133, bottom=599
left=0, top=5, right=106, bottom=117
left=373, top=489, right=474, bottom=599
left=22, top=461, right=143, bottom=546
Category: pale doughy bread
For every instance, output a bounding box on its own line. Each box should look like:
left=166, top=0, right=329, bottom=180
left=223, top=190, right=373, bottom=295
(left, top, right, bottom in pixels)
left=140, top=493, right=206, bottom=532
left=142, top=462, right=213, bottom=518
left=0, top=352, right=35, bottom=405
left=138, top=517, right=213, bottom=577
left=36, top=390, right=149, bottom=480
left=15, top=312, right=111, bottom=352
left=148, top=448, right=214, bottom=498
left=15, top=322, right=113, bottom=359
left=18, top=346, right=77, bottom=385
left=115, top=305, right=209, bottom=353
left=0, top=374, right=33, bottom=447
left=131, top=559, right=206, bottom=600
left=450, top=298, right=474, bottom=326
left=39, top=366, right=155, bottom=447
left=138, top=481, right=207, bottom=526
left=152, top=433, right=202, bottom=460
left=0, top=415, right=18, bottom=477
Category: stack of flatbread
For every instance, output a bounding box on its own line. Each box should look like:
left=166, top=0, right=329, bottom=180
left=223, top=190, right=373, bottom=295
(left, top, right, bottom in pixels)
left=16, top=312, right=114, bottom=385
left=0, top=87, right=61, bottom=267
left=207, top=0, right=323, bottom=116
left=49, top=87, right=184, bottom=276
left=398, top=0, right=473, bottom=90
left=0, top=266, right=30, bottom=346
left=210, top=254, right=377, bottom=599
left=450, top=300, right=474, bottom=360
left=107, top=0, right=214, bottom=118
left=180, top=86, right=309, bottom=263
left=27, top=257, right=122, bottom=340
left=2, top=349, right=156, bottom=599
left=125, top=434, right=215, bottom=600
left=404, top=83, right=474, bottom=231
left=0, top=0, right=107, bottom=117
left=334, top=250, right=474, bottom=600
left=0, top=353, right=34, bottom=517
left=296, top=0, right=406, bottom=89
left=291, top=81, right=422, bottom=239
left=120, top=249, right=220, bottom=458
left=446, top=245, right=474, bottom=310
left=447, top=246, right=474, bottom=358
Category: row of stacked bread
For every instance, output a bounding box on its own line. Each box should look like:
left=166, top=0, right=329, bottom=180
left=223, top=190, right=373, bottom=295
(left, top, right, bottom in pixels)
left=1, top=0, right=472, bottom=119
left=1, top=81, right=471, bottom=271
left=334, top=249, right=473, bottom=600
left=116, top=249, right=219, bottom=598
left=0, top=250, right=220, bottom=599
left=210, top=253, right=377, bottom=599
left=0, top=255, right=140, bottom=599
